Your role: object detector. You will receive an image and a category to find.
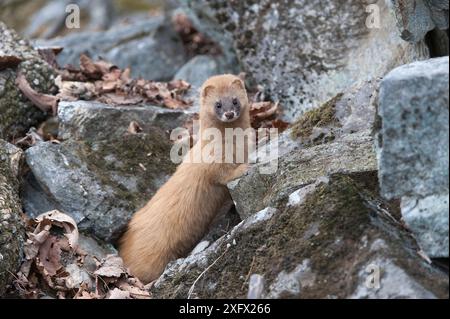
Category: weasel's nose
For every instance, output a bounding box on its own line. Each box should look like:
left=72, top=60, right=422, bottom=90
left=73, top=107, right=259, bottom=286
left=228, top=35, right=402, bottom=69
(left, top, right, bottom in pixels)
left=225, top=112, right=234, bottom=120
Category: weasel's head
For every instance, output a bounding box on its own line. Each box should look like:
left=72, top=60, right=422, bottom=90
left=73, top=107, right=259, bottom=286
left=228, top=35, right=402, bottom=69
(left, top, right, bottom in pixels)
left=200, top=74, right=248, bottom=123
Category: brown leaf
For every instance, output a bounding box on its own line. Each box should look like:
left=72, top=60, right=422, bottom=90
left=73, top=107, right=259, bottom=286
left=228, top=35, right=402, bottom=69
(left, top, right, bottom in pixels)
left=94, top=255, right=127, bottom=279
left=80, top=54, right=116, bottom=80
left=16, top=72, right=59, bottom=115
left=97, top=93, right=143, bottom=105
left=250, top=101, right=279, bottom=119
left=117, top=279, right=150, bottom=299
left=0, top=55, right=22, bottom=70
left=56, top=79, right=96, bottom=101
left=35, top=210, right=79, bottom=249
left=127, top=121, right=143, bottom=134
left=37, top=236, right=63, bottom=276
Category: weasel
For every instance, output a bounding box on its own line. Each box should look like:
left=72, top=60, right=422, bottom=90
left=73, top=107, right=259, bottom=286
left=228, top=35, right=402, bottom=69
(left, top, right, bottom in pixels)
left=119, top=74, right=251, bottom=284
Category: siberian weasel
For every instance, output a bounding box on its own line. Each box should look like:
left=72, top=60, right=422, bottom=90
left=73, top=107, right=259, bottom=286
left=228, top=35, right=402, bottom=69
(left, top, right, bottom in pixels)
left=119, top=74, right=251, bottom=283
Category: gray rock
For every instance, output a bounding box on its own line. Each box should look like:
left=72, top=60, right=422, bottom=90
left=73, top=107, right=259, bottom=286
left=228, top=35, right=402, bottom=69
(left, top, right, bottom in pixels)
left=36, top=16, right=187, bottom=81
left=378, top=57, right=449, bottom=199
left=289, top=80, right=379, bottom=148
left=151, top=175, right=449, bottom=298
left=401, top=194, right=449, bottom=258
left=24, top=130, right=176, bottom=242
left=174, top=55, right=230, bottom=89
left=177, top=0, right=429, bottom=121
left=0, top=140, right=25, bottom=296
left=57, top=100, right=196, bottom=141
left=391, top=0, right=449, bottom=42
left=0, top=22, right=57, bottom=140
left=230, top=131, right=377, bottom=219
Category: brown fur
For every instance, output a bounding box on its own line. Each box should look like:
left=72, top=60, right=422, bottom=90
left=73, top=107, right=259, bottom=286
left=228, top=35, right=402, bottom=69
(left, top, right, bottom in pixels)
left=119, top=74, right=251, bottom=283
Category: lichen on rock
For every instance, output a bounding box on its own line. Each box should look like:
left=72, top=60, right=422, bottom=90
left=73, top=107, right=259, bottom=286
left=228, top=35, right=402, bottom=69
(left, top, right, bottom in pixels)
left=0, top=140, right=26, bottom=296
left=0, top=22, right=57, bottom=141
left=152, top=175, right=449, bottom=298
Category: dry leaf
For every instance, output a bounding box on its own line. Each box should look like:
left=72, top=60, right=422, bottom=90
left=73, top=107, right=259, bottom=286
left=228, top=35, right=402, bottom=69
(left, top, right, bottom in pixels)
left=16, top=72, right=59, bottom=115
left=127, top=121, right=143, bottom=134
left=35, top=210, right=79, bottom=248
left=80, top=54, right=116, bottom=80
left=37, top=236, right=63, bottom=276
left=94, top=255, right=127, bottom=279
left=0, top=54, right=22, bottom=70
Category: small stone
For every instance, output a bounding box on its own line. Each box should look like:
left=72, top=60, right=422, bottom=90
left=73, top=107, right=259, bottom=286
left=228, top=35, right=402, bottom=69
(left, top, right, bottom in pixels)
left=247, top=274, right=265, bottom=299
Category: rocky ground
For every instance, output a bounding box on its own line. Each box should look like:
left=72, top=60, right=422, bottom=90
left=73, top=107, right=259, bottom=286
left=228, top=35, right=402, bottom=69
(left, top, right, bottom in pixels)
left=0, top=0, right=448, bottom=299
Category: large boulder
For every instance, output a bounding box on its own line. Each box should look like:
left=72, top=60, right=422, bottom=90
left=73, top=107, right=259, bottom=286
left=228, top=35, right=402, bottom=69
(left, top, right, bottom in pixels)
left=57, top=100, right=196, bottom=141
left=0, top=140, right=25, bottom=296
left=152, top=174, right=449, bottom=298
left=36, top=16, right=188, bottom=81
left=23, top=129, right=176, bottom=242
left=377, top=56, right=449, bottom=258
left=230, top=132, right=377, bottom=220
left=378, top=57, right=449, bottom=199
left=0, top=22, right=57, bottom=140
left=231, top=79, right=379, bottom=219
left=176, top=0, right=429, bottom=121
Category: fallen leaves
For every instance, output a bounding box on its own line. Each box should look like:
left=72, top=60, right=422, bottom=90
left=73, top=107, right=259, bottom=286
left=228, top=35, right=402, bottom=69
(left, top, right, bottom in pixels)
left=0, top=54, right=22, bottom=70
left=14, top=210, right=150, bottom=299
left=16, top=72, right=59, bottom=115
left=56, top=54, right=193, bottom=109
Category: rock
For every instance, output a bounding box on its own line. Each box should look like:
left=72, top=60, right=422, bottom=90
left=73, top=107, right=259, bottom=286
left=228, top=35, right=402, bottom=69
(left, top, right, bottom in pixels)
left=0, top=140, right=25, bottom=296
left=23, top=130, right=176, bottom=242
left=289, top=80, right=379, bottom=148
left=401, top=195, right=449, bottom=258
left=228, top=79, right=381, bottom=219
left=57, top=100, right=196, bottom=141
left=230, top=131, right=377, bottom=219
left=391, top=0, right=449, bottom=42
left=151, top=175, right=449, bottom=298
left=177, top=0, right=429, bottom=121
left=0, top=22, right=57, bottom=140
left=174, top=55, right=231, bottom=89
left=36, top=16, right=188, bottom=81
left=378, top=57, right=449, bottom=199
left=24, top=0, right=116, bottom=39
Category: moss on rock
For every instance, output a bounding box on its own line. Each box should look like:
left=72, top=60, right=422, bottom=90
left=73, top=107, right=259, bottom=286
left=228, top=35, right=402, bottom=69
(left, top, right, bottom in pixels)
left=152, top=175, right=449, bottom=298
left=290, top=93, right=343, bottom=147
left=0, top=22, right=57, bottom=141
left=0, top=140, right=25, bottom=296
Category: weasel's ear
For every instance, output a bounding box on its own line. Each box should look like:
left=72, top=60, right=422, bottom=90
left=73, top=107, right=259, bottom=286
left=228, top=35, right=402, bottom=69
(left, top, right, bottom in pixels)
left=202, top=85, right=215, bottom=98
left=231, top=78, right=245, bottom=90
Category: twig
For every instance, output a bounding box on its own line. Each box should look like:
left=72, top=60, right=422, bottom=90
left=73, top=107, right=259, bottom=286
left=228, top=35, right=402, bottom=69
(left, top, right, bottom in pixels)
left=187, top=245, right=230, bottom=299
left=241, top=256, right=256, bottom=291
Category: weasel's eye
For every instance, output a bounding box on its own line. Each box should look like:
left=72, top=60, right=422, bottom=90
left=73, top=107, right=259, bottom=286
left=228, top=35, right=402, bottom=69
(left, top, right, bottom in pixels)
left=232, top=98, right=239, bottom=105
left=215, top=101, right=222, bottom=109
